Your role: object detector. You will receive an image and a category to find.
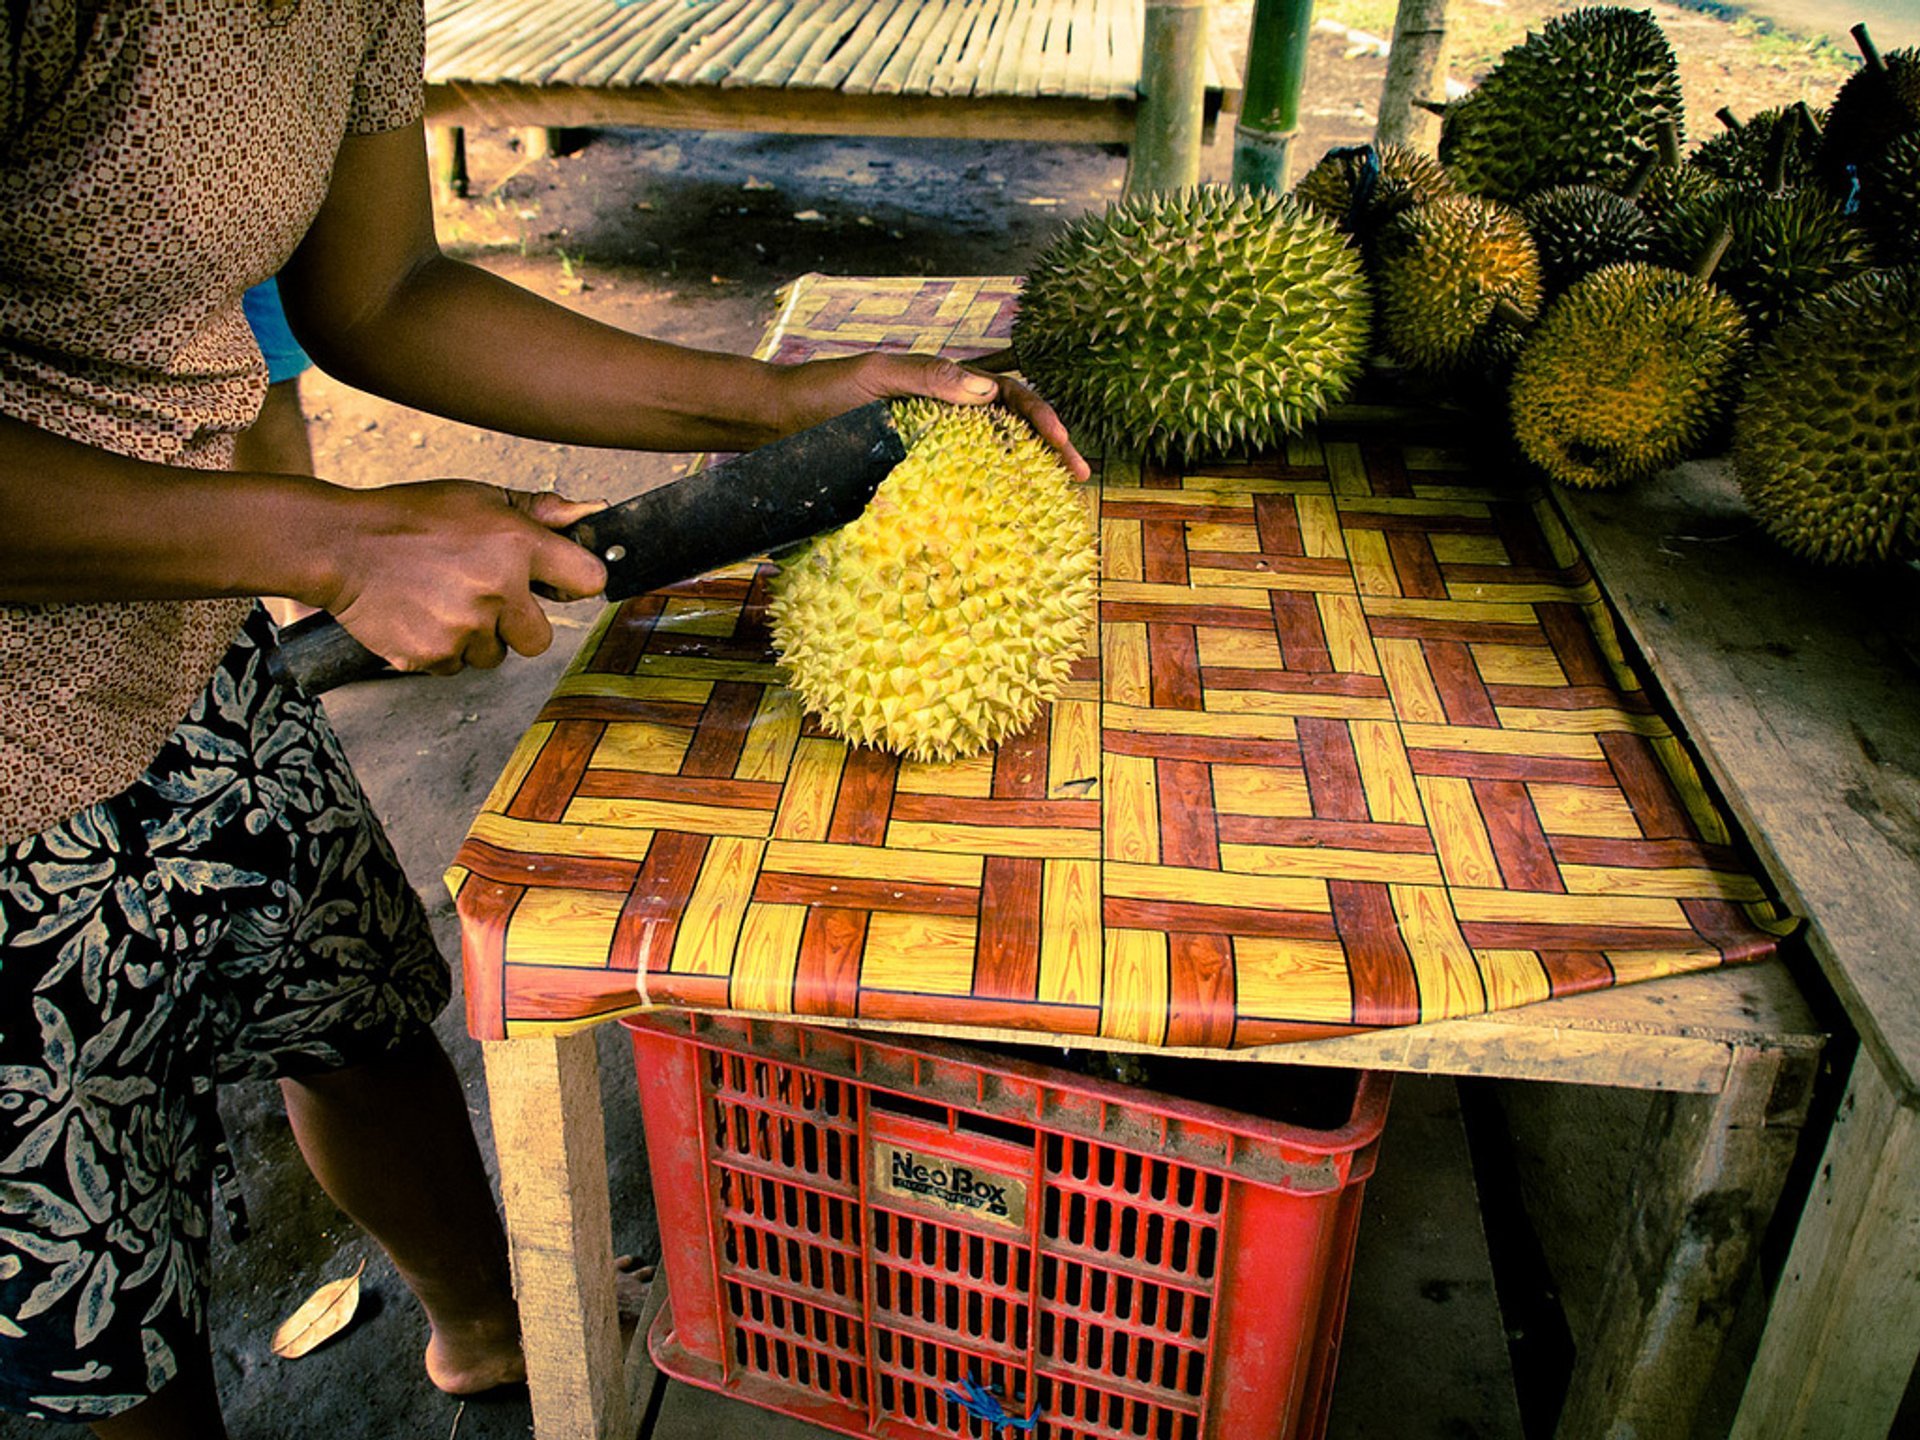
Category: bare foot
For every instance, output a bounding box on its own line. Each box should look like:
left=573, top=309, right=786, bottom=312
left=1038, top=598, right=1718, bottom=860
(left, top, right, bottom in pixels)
left=425, top=1311, right=527, bottom=1396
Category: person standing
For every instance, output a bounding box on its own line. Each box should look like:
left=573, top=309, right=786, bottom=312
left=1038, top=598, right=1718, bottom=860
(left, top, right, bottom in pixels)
left=0, top=4, right=1082, bottom=1436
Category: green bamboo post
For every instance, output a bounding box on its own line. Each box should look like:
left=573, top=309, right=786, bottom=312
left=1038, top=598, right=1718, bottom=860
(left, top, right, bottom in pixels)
left=1232, top=0, right=1317, bottom=192
left=1131, top=0, right=1211, bottom=194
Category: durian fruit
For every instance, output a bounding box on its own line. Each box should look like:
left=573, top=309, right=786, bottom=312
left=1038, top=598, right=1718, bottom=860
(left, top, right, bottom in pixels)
left=1657, top=186, right=1874, bottom=333
left=767, top=401, right=1097, bottom=762
left=1814, top=31, right=1920, bottom=199
left=1733, top=267, right=1920, bottom=565
left=1292, top=143, right=1455, bottom=241
left=1011, top=186, right=1372, bottom=462
left=1509, top=262, right=1747, bottom=488
left=1374, top=195, right=1543, bottom=375
left=1692, top=106, right=1823, bottom=190
left=1858, top=131, right=1920, bottom=264
left=1522, top=185, right=1656, bottom=295
left=1438, top=6, right=1685, bottom=201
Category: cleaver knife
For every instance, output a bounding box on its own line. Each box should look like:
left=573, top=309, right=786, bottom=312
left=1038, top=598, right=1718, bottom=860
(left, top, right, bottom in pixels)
left=265, top=399, right=905, bottom=696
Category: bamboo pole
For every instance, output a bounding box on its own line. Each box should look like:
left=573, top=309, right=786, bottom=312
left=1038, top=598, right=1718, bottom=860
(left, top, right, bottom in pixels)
left=1375, top=0, right=1451, bottom=154
left=1231, top=0, right=1314, bottom=191
left=1130, top=0, right=1209, bottom=194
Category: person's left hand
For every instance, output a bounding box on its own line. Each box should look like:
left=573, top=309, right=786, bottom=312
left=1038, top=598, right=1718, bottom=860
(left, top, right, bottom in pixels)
left=767, top=352, right=1090, bottom=481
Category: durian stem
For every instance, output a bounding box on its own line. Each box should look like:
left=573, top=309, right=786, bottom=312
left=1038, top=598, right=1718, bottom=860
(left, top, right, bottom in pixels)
left=1623, top=152, right=1658, bottom=199
left=965, top=348, right=1023, bottom=375
left=1764, top=110, right=1797, bottom=193
left=1692, top=223, right=1735, bottom=284
left=1412, top=98, right=1450, bottom=117
left=1715, top=106, right=1741, bottom=131
left=1853, top=23, right=1885, bottom=72
left=1492, top=298, right=1532, bottom=330
left=1657, top=120, right=1682, bottom=168
left=1795, top=100, right=1824, bottom=141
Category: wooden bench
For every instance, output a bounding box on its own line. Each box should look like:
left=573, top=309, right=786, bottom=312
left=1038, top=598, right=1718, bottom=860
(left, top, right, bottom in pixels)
left=424, top=0, right=1236, bottom=194
left=1554, top=466, right=1920, bottom=1438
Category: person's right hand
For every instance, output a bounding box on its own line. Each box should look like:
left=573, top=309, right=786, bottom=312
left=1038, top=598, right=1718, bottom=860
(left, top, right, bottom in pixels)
left=319, top=481, right=607, bottom=674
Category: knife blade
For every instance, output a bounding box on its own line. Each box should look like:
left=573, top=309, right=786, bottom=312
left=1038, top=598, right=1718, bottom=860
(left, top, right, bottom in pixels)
left=265, top=399, right=905, bottom=695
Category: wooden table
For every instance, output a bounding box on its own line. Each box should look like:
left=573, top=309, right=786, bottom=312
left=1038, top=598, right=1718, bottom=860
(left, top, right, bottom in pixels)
left=462, top=276, right=1828, bottom=1439
left=1553, top=465, right=1920, bottom=1439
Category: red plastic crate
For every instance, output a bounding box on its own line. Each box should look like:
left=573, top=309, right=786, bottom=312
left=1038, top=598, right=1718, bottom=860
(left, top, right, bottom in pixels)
left=625, top=1013, right=1390, bottom=1440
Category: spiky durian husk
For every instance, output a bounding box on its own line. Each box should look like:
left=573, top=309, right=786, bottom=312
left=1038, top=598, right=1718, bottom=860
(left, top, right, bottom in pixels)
left=1691, top=106, right=1824, bottom=189
left=1438, top=6, right=1684, bottom=201
left=1859, top=131, right=1920, bottom=264
left=1815, top=46, right=1920, bottom=198
left=1636, top=163, right=1722, bottom=227
left=1292, top=143, right=1456, bottom=239
left=1522, top=185, right=1657, bottom=295
left=1510, top=263, right=1747, bottom=488
left=1375, top=195, right=1542, bottom=374
left=1012, top=186, right=1371, bottom=462
left=1733, top=267, right=1920, bottom=565
left=1657, top=187, right=1874, bottom=333
left=767, top=401, right=1097, bottom=762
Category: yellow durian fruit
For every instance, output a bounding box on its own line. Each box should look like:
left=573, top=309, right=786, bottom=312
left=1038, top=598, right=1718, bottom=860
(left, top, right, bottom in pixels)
left=767, top=400, right=1097, bottom=762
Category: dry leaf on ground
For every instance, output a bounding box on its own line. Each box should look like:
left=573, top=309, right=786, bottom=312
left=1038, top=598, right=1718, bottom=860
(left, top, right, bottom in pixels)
left=271, top=1259, right=366, bottom=1359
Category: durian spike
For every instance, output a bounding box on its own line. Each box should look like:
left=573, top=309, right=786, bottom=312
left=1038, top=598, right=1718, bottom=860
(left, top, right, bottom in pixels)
left=1715, top=106, right=1742, bottom=131
left=967, top=348, right=1023, bottom=375
left=1413, top=98, right=1450, bottom=117
left=1692, top=223, right=1736, bottom=284
left=1852, top=23, right=1885, bottom=72
left=1657, top=120, right=1683, bottom=168
left=1622, top=152, right=1659, bottom=199
left=1794, top=100, right=1824, bottom=141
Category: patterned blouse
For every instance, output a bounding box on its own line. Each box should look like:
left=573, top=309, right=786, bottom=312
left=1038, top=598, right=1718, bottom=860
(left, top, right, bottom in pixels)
left=0, top=0, right=425, bottom=843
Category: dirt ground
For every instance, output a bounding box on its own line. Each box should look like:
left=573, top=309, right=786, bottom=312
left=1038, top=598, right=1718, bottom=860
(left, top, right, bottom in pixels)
left=2, top=6, right=1866, bottom=1438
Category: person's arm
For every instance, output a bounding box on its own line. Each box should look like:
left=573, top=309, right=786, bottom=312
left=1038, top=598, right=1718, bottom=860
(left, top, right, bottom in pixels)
left=0, top=414, right=606, bottom=673
left=276, top=121, right=1085, bottom=468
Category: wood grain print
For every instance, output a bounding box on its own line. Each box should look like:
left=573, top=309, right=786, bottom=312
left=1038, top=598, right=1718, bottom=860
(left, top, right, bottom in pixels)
left=450, top=275, right=1789, bottom=1044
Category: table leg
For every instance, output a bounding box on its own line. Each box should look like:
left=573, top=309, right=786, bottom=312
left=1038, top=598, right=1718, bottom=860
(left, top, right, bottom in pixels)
left=428, top=124, right=467, bottom=201
left=484, top=1031, right=637, bottom=1440
left=1732, top=1050, right=1920, bottom=1438
left=1557, top=1045, right=1816, bottom=1440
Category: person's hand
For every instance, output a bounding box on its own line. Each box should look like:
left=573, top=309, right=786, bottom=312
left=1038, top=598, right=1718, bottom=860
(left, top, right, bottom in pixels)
left=319, top=482, right=607, bottom=674
left=768, top=352, right=1090, bottom=481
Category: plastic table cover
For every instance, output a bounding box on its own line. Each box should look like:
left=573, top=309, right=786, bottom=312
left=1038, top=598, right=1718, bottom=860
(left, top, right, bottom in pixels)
left=448, top=274, right=1788, bottom=1045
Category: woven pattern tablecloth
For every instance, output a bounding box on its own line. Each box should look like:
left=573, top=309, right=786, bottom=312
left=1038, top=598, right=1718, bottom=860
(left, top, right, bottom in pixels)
left=449, top=275, right=1787, bottom=1043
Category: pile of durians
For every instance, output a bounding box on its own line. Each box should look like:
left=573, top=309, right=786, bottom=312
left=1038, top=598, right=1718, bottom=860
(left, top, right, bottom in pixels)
left=1008, top=6, right=1917, bottom=568
left=1291, top=5, right=1919, bottom=567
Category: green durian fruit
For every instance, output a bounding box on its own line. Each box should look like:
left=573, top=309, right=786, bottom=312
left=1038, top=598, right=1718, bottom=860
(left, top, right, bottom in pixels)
left=1510, top=262, right=1747, bottom=488
left=1657, top=186, right=1874, bottom=333
left=1858, top=131, right=1920, bottom=264
left=1815, top=41, right=1920, bottom=198
left=768, top=401, right=1097, bottom=761
left=1012, top=185, right=1371, bottom=462
left=1375, top=195, right=1542, bottom=375
left=1733, top=267, right=1920, bottom=565
left=1439, top=6, right=1685, bottom=201
left=1636, top=161, right=1723, bottom=228
left=1292, top=143, right=1456, bottom=241
left=1692, top=106, right=1824, bottom=189
left=1522, top=185, right=1657, bottom=295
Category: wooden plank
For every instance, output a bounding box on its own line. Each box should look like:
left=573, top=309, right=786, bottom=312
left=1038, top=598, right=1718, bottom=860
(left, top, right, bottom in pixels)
left=1558, top=1045, right=1817, bottom=1440
left=425, top=81, right=1145, bottom=143
left=483, top=1032, right=634, bottom=1440
left=1732, top=1053, right=1920, bottom=1437
left=1554, top=461, right=1920, bottom=1102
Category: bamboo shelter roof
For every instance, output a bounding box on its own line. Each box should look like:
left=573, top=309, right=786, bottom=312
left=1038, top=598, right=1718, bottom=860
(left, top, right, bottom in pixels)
left=423, top=0, right=1224, bottom=101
